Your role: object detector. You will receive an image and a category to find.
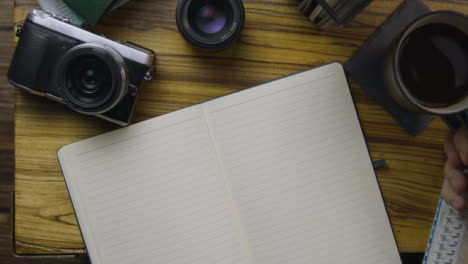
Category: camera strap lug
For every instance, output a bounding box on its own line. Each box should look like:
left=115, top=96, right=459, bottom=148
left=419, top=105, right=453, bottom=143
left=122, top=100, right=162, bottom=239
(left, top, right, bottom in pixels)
left=16, top=22, right=25, bottom=37
left=144, top=67, right=155, bottom=81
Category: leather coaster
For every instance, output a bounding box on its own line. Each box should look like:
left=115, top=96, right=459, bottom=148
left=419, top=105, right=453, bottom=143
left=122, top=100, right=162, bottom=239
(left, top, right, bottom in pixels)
left=345, top=0, right=433, bottom=136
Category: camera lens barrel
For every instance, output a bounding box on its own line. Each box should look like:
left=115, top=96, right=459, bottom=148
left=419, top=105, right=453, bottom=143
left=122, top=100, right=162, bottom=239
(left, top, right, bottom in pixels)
left=176, top=0, right=245, bottom=51
left=55, top=43, right=128, bottom=115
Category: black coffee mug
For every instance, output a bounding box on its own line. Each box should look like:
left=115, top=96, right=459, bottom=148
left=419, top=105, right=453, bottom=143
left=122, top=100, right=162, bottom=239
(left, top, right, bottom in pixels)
left=384, top=11, right=468, bottom=131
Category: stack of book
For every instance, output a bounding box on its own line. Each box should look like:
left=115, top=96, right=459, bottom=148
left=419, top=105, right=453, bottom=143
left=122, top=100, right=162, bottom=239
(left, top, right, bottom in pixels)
left=37, top=0, right=131, bottom=26
left=298, top=0, right=373, bottom=30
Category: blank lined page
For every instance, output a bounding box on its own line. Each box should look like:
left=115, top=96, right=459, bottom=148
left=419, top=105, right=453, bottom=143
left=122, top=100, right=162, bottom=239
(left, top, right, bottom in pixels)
left=58, top=106, right=249, bottom=264
left=204, top=63, right=401, bottom=264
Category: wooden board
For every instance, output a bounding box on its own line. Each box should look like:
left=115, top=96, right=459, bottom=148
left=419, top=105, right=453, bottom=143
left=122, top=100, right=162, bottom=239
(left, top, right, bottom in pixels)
left=0, top=0, right=14, bottom=262
left=14, top=0, right=468, bottom=254
left=0, top=0, right=14, bottom=210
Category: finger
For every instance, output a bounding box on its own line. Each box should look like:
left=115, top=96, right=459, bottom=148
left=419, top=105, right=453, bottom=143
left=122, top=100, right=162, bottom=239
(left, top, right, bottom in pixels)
left=444, top=161, right=467, bottom=194
left=442, top=179, right=466, bottom=210
left=445, top=135, right=463, bottom=167
left=454, top=128, right=468, bottom=165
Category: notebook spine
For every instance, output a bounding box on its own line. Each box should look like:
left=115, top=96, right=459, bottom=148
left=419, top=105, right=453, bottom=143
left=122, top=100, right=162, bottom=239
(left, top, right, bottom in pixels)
left=431, top=206, right=464, bottom=264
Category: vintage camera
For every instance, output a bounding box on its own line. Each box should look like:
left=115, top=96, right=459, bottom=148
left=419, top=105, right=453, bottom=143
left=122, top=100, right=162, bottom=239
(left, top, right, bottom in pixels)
left=8, top=9, right=156, bottom=126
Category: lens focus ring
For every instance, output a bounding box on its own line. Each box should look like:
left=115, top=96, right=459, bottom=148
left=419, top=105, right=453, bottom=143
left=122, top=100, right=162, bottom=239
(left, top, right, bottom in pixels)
left=55, top=43, right=128, bottom=115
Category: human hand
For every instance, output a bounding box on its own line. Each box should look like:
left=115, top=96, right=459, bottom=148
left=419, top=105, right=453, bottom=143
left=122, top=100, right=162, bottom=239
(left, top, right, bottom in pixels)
left=442, top=128, right=468, bottom=210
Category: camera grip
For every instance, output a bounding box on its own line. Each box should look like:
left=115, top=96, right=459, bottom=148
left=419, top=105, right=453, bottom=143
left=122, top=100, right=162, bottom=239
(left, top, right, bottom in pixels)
left=8, top=21, right=79, bottom=93
left=8, top=23, right=49, bottom=90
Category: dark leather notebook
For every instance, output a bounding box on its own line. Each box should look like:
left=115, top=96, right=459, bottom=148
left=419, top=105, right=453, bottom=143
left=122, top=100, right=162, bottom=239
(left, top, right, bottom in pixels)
left=345, top=0, right=433, bottom=136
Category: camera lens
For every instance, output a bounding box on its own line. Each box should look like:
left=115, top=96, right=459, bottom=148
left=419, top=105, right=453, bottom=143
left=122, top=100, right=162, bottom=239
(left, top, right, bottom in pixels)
left=195, top=4, right=227, bottom=34
left=82, top=69, right=99, bottom=92
left=176, top=0, right=244, bottom=51
left=68, top=55, right=113, bottom=105
left=56, top=44, right=128, bottom=114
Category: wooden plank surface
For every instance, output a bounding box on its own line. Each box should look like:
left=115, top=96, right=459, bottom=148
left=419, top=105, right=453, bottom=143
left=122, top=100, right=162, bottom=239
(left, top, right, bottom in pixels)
left=13, top=0, right=468, bottom=254
left=0, top=0, right=14, bottom=210
left=0, top=0, right=14, bottom=263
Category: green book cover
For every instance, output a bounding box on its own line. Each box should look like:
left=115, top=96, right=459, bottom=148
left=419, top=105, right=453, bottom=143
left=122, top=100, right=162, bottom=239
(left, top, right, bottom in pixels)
left=37, top=0, right=86, bottom=26
left=111, top=0, right=132, bottom=10
left=63, top=0, right=116, bottom=25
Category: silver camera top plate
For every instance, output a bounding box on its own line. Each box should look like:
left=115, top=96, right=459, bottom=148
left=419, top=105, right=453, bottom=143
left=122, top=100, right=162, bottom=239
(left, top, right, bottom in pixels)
left=28, top=9, right=155, bottom=67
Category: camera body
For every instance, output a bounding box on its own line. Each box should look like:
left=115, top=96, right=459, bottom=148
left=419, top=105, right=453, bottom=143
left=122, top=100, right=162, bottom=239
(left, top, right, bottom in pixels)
left=8, top=9, right=155, bottom=126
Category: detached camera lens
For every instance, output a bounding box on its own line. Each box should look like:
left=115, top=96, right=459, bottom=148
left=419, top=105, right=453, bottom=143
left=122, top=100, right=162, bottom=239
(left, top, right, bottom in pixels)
left=56, top=44, right=128, bottom=115
left=176, top=0, right=244, bottom=51
left=195, top=4, right=227, bottom=34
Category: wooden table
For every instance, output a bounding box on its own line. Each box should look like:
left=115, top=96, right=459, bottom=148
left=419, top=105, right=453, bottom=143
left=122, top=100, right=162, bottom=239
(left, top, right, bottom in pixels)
left=13, top=0, right=468, bottom=255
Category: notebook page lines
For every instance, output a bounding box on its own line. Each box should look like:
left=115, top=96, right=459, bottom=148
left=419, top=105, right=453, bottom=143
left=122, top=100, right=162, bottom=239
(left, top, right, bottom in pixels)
left=201, top=106, right=256, bottom=264
left=80, top=129, right=212, bottom=197
left=73, top=117, right=203, bottom=169
left=62, top=107, right=249, bottom=264
left=206, top=64, right=339, bottom=115
left=209, top=74, right=337, bottom=115
left=61, top=105, right=203, bottom=157
left=204, top=64, right=401, bottom=264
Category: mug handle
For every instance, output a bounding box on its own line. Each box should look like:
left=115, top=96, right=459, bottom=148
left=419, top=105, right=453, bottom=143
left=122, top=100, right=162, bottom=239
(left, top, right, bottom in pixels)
left=442, top=109, right=468, bottom=132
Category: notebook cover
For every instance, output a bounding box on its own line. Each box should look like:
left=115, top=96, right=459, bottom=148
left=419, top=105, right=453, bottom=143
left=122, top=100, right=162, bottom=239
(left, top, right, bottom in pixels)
left=344, top=0, right=433, bottom=136
left=63, top=0, right=116, bottom=25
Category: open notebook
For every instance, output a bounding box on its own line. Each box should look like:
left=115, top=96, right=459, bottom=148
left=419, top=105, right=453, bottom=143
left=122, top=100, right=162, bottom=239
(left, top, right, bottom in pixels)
left=58, top=62, right=401, bottom=264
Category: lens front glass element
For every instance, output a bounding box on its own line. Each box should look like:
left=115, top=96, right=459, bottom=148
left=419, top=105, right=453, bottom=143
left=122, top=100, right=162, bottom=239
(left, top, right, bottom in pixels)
left=65, top=54, right=114, bottom=108
left=195, top=4, right=228, bottom=34
left=176, top=0, right=244, bottom=50
left=188, top=1, right=233, bottom=36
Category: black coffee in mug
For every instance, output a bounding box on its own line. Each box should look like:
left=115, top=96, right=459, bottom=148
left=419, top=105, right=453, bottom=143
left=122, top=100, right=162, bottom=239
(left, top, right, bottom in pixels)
left=385, top=11, right=468, bottom=131
left=398, top=23, right=468, bottom=107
